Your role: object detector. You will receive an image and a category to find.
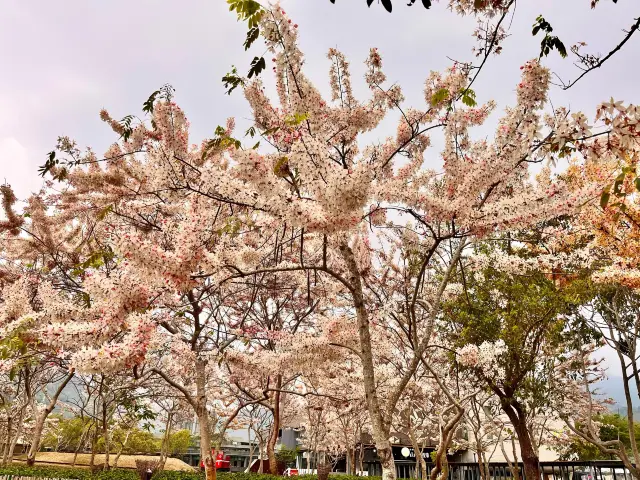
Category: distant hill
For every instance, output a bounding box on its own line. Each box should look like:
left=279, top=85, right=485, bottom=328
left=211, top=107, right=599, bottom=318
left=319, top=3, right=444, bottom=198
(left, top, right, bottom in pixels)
left=597, top=375, right=640, bottom=417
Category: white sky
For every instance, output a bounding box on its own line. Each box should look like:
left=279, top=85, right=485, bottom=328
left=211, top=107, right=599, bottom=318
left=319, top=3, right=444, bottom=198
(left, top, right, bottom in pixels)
left=1, top=0, right=638, bottom=380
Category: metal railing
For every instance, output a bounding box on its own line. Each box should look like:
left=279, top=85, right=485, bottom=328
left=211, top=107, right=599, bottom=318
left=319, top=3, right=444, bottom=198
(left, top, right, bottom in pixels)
left=386, top=461, right=634, bottom=480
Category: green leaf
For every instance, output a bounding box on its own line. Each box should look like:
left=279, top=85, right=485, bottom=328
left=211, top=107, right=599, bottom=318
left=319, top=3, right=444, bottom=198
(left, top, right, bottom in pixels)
left=284, top=112, right=309, bottom=126
left=248, top=56, right=266, bottom=79
left=142, top=89, right=161, bottom=114
left=97, top=204, right=113, bottom=221
left=430, top=88, right=450, bottom=106
left=634, top=177, right=640, bottom=192
left=600, top=191, right=610, bottom=209
left=222, top=66, right=245, bottom=95
left=38, top=150, right=58, bottom=177
left=244, top=26, right=260, bottom=51
left=461, top=88, right=477, bottom=107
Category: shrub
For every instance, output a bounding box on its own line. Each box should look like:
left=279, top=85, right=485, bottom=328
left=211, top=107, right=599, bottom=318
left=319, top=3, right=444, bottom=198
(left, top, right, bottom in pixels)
left=0, top=466, right=381, bottom=480
left=0, top=465, right=92, bottom=479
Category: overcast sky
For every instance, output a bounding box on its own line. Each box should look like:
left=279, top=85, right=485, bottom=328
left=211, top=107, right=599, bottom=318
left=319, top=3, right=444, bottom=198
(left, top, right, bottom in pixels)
left=1, top=0, right=638, bottom=379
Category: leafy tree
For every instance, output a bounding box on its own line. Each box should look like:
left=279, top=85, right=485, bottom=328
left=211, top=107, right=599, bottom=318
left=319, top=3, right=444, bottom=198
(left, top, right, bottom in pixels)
left=168, top=430, right=192, bottom=456
left=558, top=414, right=640, bottom=460
left=445, top=242, right=595, bottom=480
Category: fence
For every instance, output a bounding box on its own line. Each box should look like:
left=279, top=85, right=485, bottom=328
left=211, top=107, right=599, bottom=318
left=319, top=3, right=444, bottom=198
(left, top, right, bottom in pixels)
left=388, top=461, right=634, bottom=480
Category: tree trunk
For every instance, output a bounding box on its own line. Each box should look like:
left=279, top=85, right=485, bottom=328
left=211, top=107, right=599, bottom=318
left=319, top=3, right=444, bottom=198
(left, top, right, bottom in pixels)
left=7, top=411, right=25, bottom=463
left=501, top=436, right=521, bottom=480
left=476, top=441, right=487, bottom=480
left=502, top=400, right=540, bottom=480
left=258, top=441, right=264, bottom=473
left=430, top=404, right=464, bottom=480
left=348, top=447, right=356, bottom=475
left=90, top=425, right=98, bottom=469
left=617, top=349, right=640, bottom=467
left=26, top=370, right=75, bottom=466
left=409, top=430, right=427, bottom=480
left=113, top=428, right=132, bottom=468
left=196, top=359, right=216, bottom=480
left=2, top=416, right=12, bottom=465
left=267, top=375, right=282, bottom=475
left=340, top=244, right=396, bottom=480
left=73, top=423, right=91, bottom=467
left=158, top=413, right=173, bottom=471
left=102, top=401, right=110, bottom=470
left=359, top=443, right=365, bottom=475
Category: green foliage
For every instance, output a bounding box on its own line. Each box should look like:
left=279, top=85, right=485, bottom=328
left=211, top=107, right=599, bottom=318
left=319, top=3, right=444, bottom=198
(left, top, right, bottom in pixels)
left=248, top=57, right=266, bottom=79
left=444, top=242, right=595, bottom=407
left=222, top=66, right=246, bottom=95
left=599, top=163, right=637, bottom=214
left=42, top=415, right=91, bottom=452
left=97, top=427, right=160, bottom=454
left=283, top=112, right=309, bottom=127
left=0, top=467, right=384, bottom=480
left=532, top=15, right=567, bottom=59
left=558, top=413, right=640, bottom=460
left=274, top=446, right=298, bottom=466
left=429, top=88, right=449, bottom=107
left=0, top=465, right=93, bottom=479
left=460, top=88, right=477, bottom=107
left=226, top=0, right=266, bottom=87
left=142, top=84, right=175, bottom=115
left=202, top=126, right=242, bottom=159
left=167, top=429, right=192, bottom=456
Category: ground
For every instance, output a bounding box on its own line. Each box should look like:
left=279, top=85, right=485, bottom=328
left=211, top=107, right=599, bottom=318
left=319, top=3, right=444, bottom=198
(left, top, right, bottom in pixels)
left=12, top=452, right=194, bottom=471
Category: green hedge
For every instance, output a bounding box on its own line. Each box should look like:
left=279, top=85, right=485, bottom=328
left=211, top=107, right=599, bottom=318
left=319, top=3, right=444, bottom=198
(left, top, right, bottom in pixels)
left=0, top=465, right=137, bottom=480
left=0, top=466, right=382, bottom=480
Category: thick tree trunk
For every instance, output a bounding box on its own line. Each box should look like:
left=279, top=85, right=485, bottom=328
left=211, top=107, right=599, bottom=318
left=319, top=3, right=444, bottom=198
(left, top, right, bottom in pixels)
left=267, top=375, right=282, bottom=475
left=26, top=370, right=75, bottom=466
left=348, top=447, right=356, bottom=475
left=502, top=400, right=540, bottom=480
left=196, top=359, right=216, bottom=480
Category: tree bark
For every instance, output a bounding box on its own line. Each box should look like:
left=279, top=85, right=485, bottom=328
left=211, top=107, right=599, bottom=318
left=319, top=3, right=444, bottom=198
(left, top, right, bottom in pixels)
left=196, top=359, right=216, bottom=480
left=7, top=411, right=25, bottom=463
left=340, top=244, right=396, bottom=480
left=73, top=422, right=91, bottom=467
left=26, top=370, right=75, bottom=466
left=409, top=430, right=427, bottom=480
left=89, top=425, right=98, bottom=469
left=267, top=375, right=282, bottom=475
left=616, top=345, right=640, bottom=467
left=113, top=428, right=132, bottom=468
left=258, top=441, right=265, bottom=473
left=158, top=412, right=174, bottom=471
left=501, top=400, right=540, bottom=480
left=2, top=416, right=12, bottom=465
left=501, top=435, right=521, bottom=480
